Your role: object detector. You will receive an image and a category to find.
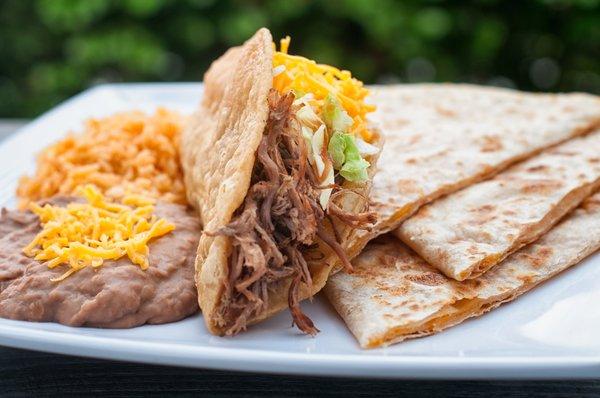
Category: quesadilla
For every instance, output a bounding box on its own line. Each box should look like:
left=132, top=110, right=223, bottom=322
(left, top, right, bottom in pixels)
left=325, top=192, right=600, bottom=348
left=180, top=28, right=382, bottom=335
left=346, top=84, right=600, bottom=258
left=396, top=129, right=600, bottom=281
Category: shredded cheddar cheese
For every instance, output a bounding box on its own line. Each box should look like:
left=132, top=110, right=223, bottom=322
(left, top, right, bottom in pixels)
left=273, top=36, right=376, bottom=141
left=17, top=109, right=186, bottom=209
left=22, top=185, right=175, bottom=282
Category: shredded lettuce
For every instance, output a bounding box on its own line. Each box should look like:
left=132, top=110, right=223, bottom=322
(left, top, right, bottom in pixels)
left=319, top=166, right=335, bottom=210
left=328, top=131, right=347, bottom=169
left=322, top=95, right=370, bottom=181
left=340, top=134, right=370, bottom=181
left=355, top=137, right=380, bottom=156
left=302, top=126, right=314, bottom=164
left=311, top=124, right=327, bottom=177
left=322, top=94, right=353, bottom=133
left=340, top=156, right=370, bottom=182
left=327, top=131, right=370, bottom=182
left=297, top=93, right=369, bottom=195
left=297, top=105, right=322, bottom=131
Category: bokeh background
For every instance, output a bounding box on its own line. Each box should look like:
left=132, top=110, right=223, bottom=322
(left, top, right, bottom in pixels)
left=1, top=0, right=598, bottom=118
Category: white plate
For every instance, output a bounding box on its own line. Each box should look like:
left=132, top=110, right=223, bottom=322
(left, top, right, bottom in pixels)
left=1, top=83, right=599, bottom=379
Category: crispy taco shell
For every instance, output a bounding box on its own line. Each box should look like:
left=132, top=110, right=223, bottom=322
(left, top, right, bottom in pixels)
left=181, top=28, right=382, bottom=335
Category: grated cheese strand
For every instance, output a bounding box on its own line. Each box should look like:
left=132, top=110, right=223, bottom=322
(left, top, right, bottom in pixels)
left=273, top=36, right=376, bottom=141
left=22, top=185, right=175, bottom=282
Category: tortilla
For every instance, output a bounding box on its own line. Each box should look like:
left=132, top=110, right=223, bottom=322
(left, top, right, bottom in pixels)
left=180, top=29, right=271, bottom=335
left=346, top=84, right=600, bottom=259
left=325, top=192, right=600, bottom=348
left=180, top=28, right=382, bottom=335
left=396, top=129, right=600, bottom=280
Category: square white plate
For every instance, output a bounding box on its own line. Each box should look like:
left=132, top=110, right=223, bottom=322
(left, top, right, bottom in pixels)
left=1, top=83, right=599, bottom=379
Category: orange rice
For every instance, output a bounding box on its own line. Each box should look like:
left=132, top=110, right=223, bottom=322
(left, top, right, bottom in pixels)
left=17, top=108, right=187, bottom=208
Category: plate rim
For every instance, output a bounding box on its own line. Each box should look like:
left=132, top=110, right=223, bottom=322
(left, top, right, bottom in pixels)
left=1, top=318, right=600, bottom=379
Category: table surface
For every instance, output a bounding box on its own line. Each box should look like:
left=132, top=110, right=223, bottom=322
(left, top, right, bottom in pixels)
left=1, top=120, right=599, bottom=396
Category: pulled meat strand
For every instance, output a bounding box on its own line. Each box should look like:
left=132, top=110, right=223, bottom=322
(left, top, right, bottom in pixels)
left=327, top=202, right=377, bottom=232
left=327, top=189, right=377, bottom=230
left=316, top=227, right=354, bottom=272
left=289, top=273, right=319, bottom=336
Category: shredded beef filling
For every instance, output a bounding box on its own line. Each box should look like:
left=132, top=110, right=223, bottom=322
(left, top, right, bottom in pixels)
left=210, top=89, right=373, bottom=335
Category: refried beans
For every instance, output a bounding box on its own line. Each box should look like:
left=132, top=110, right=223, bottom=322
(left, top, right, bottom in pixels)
left=0, top=197, right=200, bottom=328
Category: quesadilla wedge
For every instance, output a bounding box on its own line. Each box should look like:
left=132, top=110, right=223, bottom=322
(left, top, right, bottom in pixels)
left=397, top=129, right=600, bottom=280
left=181, top=28, right=382, bottom=335
left=346, top=84, right=600, bottom=259
left=325, top=192, right=600, bottom=348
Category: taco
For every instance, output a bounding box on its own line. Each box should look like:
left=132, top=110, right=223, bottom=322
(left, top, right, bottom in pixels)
left=180, top=28, right=382, bottom=335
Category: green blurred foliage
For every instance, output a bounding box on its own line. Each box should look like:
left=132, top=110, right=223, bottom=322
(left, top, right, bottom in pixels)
left=0, top=0, right=598, bottom=117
